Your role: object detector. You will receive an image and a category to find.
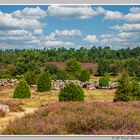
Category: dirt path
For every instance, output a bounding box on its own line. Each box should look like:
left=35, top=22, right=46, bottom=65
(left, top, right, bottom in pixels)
left=0, top=107, right=37, bottom=133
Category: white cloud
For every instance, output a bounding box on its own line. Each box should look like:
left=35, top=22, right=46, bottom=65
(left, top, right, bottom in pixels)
left=84, top=35, right=98, bottom=43
left=47, top=5, right=97, bottom=19
left=129, top=7, right=140, bottom=13
left=111, top=23, right=140, bottom=32
left=45, top=40, right=74, bottom=48
left=0, top=29, right=31, bottom=36
left=0, top=11, right=44, bottom=30
left=100, top=34, right=113, bottom=39
left=33, top=29, right=43, bottom=36
left=94, top=6, right=106, bottom=14
left=104, top=10, right=124, bottom=20
left=45, top=29, right=82, bottom=42
left=54, top=29, right=82, bottom=37
left=12, top=7, right=47, bottom=19
left=125, top=13, right=140, bottom=23
left=117, top=32, right=138, bottom=39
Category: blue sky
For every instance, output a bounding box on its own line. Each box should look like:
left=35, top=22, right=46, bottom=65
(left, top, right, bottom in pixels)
left=0, top=5, right=140, bottom=50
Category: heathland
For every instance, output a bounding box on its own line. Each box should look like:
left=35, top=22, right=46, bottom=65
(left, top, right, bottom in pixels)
left=0, top=46, right=140, bottom=135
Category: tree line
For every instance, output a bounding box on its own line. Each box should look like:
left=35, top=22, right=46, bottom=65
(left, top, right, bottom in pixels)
left=0, top=46, right=140, bottom=79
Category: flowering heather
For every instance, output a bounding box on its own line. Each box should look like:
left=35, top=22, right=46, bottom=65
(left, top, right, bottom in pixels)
left=2, top=101, right=140, bottom=135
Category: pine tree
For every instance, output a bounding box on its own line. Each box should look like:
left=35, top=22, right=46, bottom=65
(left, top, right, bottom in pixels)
left=79, top=69, right=90, bottom=82
left=13, top=80, right=31, bottom=98
left=114, top=71, right=132, bottom=102
left=37, top=71, right=52, bottom=92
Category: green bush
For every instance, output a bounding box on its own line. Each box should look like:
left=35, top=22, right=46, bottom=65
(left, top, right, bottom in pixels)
left=114, top=71, right=132, bottom=102
left=37, top=71, right=52, bottom=92
left=59, top=83, right=85, bottom=101
left=131, top=80, right=140, bottom=100
left=45, top=64, right=58, bottom=75
left=99, top=73, right=110, bottom=87
left=99, top=78, right=109, bottom=87
left=13, top=80, right=31, bottom=99
left=79, top=69, right=90, bottom=82
left=57, top=69, right=70, bottom=80
left=24, top=71, right=37, bottom=86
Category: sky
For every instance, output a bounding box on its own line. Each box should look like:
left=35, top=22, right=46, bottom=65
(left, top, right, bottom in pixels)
left=0, top=5, right=140, bottom=50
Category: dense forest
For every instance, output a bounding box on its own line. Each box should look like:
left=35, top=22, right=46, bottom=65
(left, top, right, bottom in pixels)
left=0, top=46, right=140, bottom=79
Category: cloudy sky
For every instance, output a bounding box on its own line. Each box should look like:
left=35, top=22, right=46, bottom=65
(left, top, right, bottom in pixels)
left=0, top=5, right=140, bottom=50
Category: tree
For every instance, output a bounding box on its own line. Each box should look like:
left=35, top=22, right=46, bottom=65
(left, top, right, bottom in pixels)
left=24, top=71, right=37, bottom=87
left=15, top=50, right=40, bottom=75
left=114, top=71, right=132, bottom=102
left=66, top=59, right=82, bottom=79
left=37, top=71, right=52, bottom=92
left=56, top=69, right=70, bottom=80
left=79, top=69, right=90, bottom=82
left=59, top=83, right=85, bottom=101
left=131, top=80, right=140, bottom=100
left=13, top=80, right=31, bottom=99
left=45, top=64, right=59, bottom=75
left=97, top=60, right=111, bottom=76
left=99, top=72, right=110, bottom=87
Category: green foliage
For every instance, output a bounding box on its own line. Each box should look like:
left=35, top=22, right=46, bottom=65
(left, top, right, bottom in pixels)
left=15, top=50, right=41, bottom=75
left=16, top=74, right=24, bottom=80
left=66, top=59, right=82, bottom=79
left=1, top=47, right=140, bottom=78
left=99, top=72, right=110, bottom=87
left=88, top=68, right=93, bottom=74
left=79, top=69, right=90, bottom=82
left=24, top=71, right=37, bottom=86
left=131, top=80, right=140, bottom=100
left=114, top=71, right=133, bottom=102
left=13, top=80, right=31, bottom=99
left=56, top=69, right=70, bottom=80
left=37, top=71, right=52, bottom=92
left=45, top=64, right=59, bottom=75
left=51, top=74, right=57, bottom=80
left=59, top=83, right=85, bottom=101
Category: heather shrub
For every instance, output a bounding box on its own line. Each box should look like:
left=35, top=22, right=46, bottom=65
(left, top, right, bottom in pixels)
left=3, top=101, right=140, bottom=135
left=59, top=83, right=85, bottom=101
left=37, top=71, right=52, bottom=92
left=79, top=69, right=90, bottom=82
left=13, top=80, right=31, bottom=99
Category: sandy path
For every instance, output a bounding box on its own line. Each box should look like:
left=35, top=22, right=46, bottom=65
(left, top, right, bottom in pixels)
left=0, top=107, right=37, bottom=133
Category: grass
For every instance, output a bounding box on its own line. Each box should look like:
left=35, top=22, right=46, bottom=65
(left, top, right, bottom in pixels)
left=84, top=89, right=115, bottom=101
left=90, top=76, right=119, bottom=82
left=0, top=87, right=115, bottom=108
